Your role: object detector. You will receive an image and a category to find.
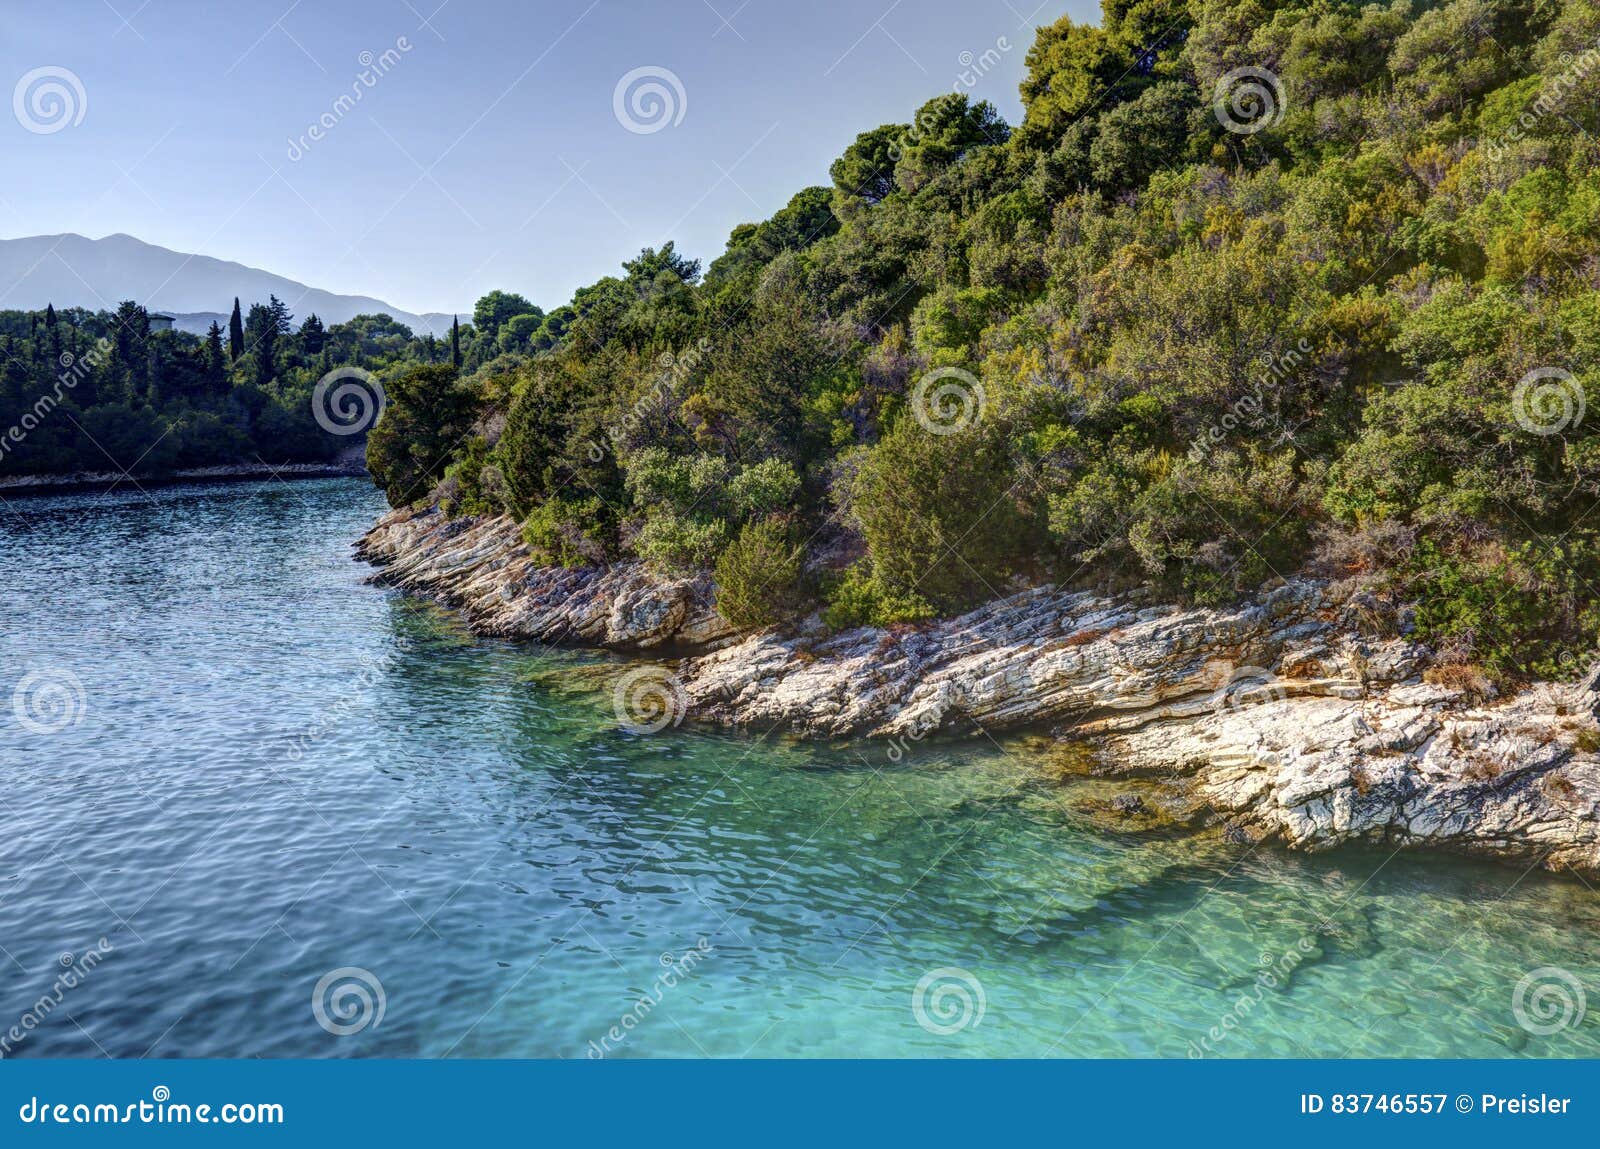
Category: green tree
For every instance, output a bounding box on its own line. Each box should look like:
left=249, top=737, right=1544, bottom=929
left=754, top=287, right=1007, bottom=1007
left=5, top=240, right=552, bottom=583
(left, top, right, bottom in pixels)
left=365, top=364, right=481, bottom=505
left=228, top=297, right=244, bottom=363
left=472, top=291, right=539, bottom=341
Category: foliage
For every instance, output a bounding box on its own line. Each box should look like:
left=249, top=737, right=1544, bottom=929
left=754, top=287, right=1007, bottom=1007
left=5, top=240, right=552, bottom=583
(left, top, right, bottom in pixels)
left=0, top=300, right=366, bottom=479
left=714, top=517, right=806, bottom=628
left=359, top=0, right=1600, bottom=680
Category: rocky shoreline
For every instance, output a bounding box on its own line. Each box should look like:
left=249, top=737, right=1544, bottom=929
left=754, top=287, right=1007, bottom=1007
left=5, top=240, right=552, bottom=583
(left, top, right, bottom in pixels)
left=357, top=504, right=1600, bottom=878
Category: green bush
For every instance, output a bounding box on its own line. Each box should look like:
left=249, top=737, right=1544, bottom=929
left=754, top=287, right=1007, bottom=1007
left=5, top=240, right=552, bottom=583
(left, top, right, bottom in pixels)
left=714, top=518, right=807, bottom=628
left=819, top=563, right=936, bottom=631
left=1405, top=537, right=1600, bottom=682
left=522, top=496, right=613, bottom=567
left=844, top=417, right=1036, bottom=615
left=439, top=436, right=505, bottom=518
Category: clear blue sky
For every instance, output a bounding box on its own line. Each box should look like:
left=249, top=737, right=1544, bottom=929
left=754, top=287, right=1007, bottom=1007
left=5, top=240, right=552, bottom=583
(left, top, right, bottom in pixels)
left=3, top=0, right=1096, bottom=316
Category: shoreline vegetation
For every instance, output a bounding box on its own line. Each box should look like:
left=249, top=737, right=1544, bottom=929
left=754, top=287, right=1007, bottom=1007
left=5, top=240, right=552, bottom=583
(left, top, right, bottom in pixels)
left=356, top=0, right=1600, bottom=697
left=0, top=299, right=457, bottom=488
left=352, top=0, right=1600, bottom=879
left=360, top=503, right=1600, bottom=878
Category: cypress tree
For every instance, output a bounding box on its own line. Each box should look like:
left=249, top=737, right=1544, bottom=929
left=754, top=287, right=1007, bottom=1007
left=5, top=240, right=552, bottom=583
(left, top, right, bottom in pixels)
left=228, top=297, right=244, bottom=363
left=450, top=315, right=461, bottom=369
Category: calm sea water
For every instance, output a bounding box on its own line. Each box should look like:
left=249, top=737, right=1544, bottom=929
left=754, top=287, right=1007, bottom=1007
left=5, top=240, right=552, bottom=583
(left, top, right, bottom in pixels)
left=3, top=478, right=1600, bottom=1058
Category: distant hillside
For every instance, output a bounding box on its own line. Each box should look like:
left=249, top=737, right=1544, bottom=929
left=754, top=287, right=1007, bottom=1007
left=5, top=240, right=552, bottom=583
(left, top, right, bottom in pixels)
left=0, top=232, right=458, bottom=336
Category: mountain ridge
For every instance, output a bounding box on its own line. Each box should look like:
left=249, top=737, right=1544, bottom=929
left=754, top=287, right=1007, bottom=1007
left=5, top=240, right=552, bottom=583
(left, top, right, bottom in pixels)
left=0, top=232, right=459, bottom=337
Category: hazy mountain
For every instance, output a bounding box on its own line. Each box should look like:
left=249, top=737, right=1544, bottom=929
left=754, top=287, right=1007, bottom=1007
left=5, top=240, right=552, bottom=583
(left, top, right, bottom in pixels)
left=0, top=232, right=459, bottom=337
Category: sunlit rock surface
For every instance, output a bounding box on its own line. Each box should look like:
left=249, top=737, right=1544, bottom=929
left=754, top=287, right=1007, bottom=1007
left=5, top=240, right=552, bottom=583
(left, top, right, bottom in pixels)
left=360, top=505, right=1600, bottom=876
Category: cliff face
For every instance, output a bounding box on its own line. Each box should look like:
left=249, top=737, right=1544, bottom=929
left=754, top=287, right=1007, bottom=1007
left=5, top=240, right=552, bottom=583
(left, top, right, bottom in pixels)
left=358, top=505, right=1600, bottom=877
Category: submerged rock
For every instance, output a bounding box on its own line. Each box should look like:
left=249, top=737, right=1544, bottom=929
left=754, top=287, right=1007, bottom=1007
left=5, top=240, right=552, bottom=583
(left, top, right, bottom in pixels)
left=356, top=505, right=1600, bottom=878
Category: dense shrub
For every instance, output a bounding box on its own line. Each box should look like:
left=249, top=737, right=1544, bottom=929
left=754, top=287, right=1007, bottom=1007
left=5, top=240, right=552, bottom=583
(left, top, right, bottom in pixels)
left=362, top=0, right=1600, bottom=681
left=714, top=518, right=807, bottom=628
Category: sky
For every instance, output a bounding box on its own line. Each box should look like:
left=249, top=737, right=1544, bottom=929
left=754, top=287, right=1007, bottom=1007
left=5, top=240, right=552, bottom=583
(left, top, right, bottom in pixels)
left=2, top=0, right=1099, bottom=317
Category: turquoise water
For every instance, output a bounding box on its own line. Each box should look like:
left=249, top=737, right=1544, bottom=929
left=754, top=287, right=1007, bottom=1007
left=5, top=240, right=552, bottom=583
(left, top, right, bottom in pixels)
left=3, top=478, right=1600, bottom=1058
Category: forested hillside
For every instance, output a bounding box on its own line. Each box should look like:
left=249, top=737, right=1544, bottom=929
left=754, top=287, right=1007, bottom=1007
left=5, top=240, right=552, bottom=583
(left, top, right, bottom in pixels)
left=365, top=0, right=1595, bottom=679
left=0, top=300, right=436, bottom=477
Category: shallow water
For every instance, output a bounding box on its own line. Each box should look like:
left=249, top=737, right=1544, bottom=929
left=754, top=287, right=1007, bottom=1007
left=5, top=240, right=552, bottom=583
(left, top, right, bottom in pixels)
left=3, top=478, right=1599, bottom=1058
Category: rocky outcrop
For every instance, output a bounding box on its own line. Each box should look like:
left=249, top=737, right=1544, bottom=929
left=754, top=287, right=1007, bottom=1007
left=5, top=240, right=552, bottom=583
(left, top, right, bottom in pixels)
left=355, top=505, right=735, bottom=648
left=680, top=578, right=1600, bottom=875
left=357, top=506, right=1600, bottom=877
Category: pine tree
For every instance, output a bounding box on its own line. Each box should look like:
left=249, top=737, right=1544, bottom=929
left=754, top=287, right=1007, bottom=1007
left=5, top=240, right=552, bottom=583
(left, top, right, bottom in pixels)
left=267, top=294, right=293, bottom=337
left=300, top=313, right=326, bottom=357
left=228, top=297, right=244, bottom=363
left=245, top=301, right=281, bottom=388
left=450, top=315, right=461, bottom=369
left=204, top=322, right=227, bottom=391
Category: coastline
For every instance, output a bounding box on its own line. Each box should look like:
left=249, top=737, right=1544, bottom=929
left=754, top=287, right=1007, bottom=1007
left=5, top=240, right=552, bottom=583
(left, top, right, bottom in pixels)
left=357, top=503, right=1600, bottom=879
left=0, top=458, right=368, bottom=498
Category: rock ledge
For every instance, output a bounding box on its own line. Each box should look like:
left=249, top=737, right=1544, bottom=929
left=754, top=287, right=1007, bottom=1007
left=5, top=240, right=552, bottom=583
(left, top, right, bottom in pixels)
left=357, top=506, right=1600, bottom=877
